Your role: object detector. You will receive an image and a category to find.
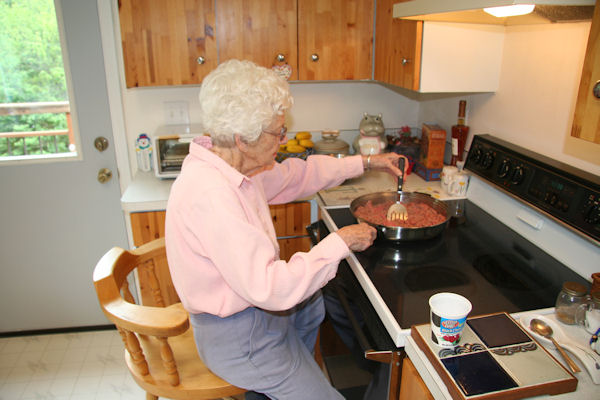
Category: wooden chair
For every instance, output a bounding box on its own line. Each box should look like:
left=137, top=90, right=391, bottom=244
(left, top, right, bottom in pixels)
left=93, top=237, right=246, bottom=400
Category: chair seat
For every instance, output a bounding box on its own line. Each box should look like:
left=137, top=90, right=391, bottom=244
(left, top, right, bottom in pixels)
left=126, top=324, right=246, bottom=399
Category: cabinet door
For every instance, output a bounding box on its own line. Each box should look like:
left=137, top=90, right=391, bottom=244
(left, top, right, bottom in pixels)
left=298, top=0, right=374, bottom=80
left=118, top=0, right=217, bottom=87
left=571, top=0, right=600, bottom=144
left=374, top=0, right=422, bottom=91
left=399, top=356, right=434, bottom=400
left=217, top=0, right=298, bottom=80
left=130, top=211, right=180, bottom=307
left=270, top=202, right=312, bottom=261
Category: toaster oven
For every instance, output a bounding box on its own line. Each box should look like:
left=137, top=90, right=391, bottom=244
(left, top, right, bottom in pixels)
left=152, top=124, right=204, bottom=178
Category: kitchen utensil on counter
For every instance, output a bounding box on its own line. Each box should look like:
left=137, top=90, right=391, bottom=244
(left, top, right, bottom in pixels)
left=520, top=313, right=600, bottom=384
left=575, top=291, right=600, bottom=334
left=350, top=192, right=449, bottom=241
left=556, top=281, right=589, bottom=325
left=447, top=172, right=470, bottom=197
left=386, top=158, right=408, bottom=222
left=440, top=165, right=458, bottom=194
left=429, top=292, right=472, bottom=348
left=314, top=130, right=349, bottom=157
left=530, top=318, right=581, bottom=373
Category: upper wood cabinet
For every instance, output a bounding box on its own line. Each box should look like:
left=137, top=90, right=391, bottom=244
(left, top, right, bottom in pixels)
left=571, top=0, right=600, bottom=145
left=298, top=0, right=374, bottom=80
left=375, top=0, right=504, bottom=93
left=119, top=0, right=374, bottom=86
left=375, top=0, right=422, bottom=91
left=216, top=0, right=299, bottom=80
left=118, top=0, right=217, bottom=88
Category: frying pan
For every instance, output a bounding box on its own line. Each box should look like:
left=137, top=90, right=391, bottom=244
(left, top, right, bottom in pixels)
left=349, top=191, right=449, bottom=241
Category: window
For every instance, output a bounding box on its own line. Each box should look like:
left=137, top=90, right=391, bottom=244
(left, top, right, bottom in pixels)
left=0, top=0, right=77, bottom=162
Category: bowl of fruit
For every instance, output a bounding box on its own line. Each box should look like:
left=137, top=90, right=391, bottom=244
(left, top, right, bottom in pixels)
left=276, top=131, right=315, bottom=162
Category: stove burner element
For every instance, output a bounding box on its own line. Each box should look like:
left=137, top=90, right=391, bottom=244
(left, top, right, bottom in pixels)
left=473, top=253, right=550, bottom=291
left=404, top=266, right=469, bottom=291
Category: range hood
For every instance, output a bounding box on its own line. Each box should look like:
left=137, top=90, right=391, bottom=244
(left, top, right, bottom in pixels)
left=393, top=0, right=596, bottom=25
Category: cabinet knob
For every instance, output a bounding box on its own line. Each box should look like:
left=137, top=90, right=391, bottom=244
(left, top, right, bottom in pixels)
left=277, top=54, right=286, bottom=62
left=311, top=54, right=319, bottom=62
left=593, top=80, right=600, bottom=99
left=197, top=56, right=206, bottom=65
left=401, top=58, right=410, bottom=66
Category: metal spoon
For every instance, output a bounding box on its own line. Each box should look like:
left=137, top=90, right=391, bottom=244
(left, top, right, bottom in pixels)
left=530, top=318, right=581, bottom=373
left=386, top=157, right=408, bottom=222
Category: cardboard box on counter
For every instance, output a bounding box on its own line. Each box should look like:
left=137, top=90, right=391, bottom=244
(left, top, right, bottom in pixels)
left=420, top=124, right=446, bottom=169
left=414, top=161, right=442, bottom=181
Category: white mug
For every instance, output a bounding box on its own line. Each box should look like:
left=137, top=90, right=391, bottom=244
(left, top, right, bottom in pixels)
left=441, top=166, right=458, bottom=194
left=448, top=173, right=469, bottom=197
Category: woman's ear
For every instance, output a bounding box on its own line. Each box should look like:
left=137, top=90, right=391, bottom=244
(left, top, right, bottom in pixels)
left=234, top=134, right=250, bottom=153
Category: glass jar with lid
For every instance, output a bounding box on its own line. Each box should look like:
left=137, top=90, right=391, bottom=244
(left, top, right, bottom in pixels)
left=555, top=281, right=588, bottom=324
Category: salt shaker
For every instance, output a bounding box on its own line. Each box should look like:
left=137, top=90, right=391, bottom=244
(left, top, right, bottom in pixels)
left=555, top=282, right=588, bottom=324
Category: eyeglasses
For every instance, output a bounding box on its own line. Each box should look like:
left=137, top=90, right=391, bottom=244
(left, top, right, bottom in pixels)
left=262, top=125, right=288, bottom=141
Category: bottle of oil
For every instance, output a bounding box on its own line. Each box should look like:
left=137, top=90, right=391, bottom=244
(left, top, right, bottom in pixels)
left=450, top=100, right=469, bottom=166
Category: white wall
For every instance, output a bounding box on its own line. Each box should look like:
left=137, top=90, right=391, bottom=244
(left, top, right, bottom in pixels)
left=122, top=82, right=420, bottom=173
left=119, top=20, right=599, bottom=177
left=418, top=21, right=600, bottom=176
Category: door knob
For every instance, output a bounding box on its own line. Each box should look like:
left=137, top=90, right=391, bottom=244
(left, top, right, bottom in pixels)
left=311, top=53, right=319, bottom=62
left=593, top=80, right=600, bottom=99
left=97, top=168, right=113, bottom=183
left=94, top=136, right=109, bottom=152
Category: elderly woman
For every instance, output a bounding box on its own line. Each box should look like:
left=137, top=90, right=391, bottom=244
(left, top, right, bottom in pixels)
left=165, top=59, right=404, bottom=399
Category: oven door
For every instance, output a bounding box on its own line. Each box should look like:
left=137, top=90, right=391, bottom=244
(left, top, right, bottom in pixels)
left=307, top=221, right=403, bottom=400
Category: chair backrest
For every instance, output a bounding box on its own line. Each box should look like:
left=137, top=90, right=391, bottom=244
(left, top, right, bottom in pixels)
left=93, top=238, right=246, bottom=399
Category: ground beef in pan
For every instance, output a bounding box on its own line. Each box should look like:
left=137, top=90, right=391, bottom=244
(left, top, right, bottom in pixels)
left=354, top=200, right=446, bottom=228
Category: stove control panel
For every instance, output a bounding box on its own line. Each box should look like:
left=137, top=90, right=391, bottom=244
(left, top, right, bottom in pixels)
left=465, top=134, right=600, bottom=243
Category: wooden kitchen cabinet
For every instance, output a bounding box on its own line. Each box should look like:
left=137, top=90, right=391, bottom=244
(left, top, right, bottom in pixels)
left=571, top=0, right=600, bottom=144
left=376, top=0, right=504, bottom=93
left=399, top=356, right=434, bottom=400
left=119, top=0, right=374, bottom=86
left=129, top=211, right=180, bottom=307
left=298, top=0, right=374, bottom=80
left=375, top=0, right=422, bottom=91
left=118, top=0, right=217, bottom=87
left=270, top=201, right=313, bottom=261
left=216, top=0, right=299, bottom=80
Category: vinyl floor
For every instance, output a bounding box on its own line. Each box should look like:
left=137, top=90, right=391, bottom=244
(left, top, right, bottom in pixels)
left=0, top=329, right=371, bottom=400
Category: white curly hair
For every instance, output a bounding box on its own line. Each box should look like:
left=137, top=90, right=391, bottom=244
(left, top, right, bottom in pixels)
left=199, top=59, right=293, bottom=146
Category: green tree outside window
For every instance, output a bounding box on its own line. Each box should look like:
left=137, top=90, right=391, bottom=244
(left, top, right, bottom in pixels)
left=0, top=0, right=71, bottom=157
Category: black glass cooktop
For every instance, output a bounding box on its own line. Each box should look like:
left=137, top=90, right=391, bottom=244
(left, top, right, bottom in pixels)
left=326, top=200, right=590, bottom=331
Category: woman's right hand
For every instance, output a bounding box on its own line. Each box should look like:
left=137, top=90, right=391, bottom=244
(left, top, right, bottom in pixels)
left=337, top=223, right=377, bottom=252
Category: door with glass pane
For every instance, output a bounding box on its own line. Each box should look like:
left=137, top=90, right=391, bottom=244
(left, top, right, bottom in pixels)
left=0, top=0, right=127, bottom=332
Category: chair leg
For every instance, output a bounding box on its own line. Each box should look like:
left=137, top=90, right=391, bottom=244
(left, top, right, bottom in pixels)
left=146, top=392, right=158, bottom=400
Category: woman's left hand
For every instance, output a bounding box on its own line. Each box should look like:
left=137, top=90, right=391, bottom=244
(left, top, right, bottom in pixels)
left=363, top=153, right=407, bottom=177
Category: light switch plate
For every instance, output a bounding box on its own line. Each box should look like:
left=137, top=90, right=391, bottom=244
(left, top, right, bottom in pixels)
left=164, top=101, right=190, bottom=125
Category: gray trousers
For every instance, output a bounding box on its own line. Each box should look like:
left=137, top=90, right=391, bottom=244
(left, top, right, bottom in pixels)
left=190, top=291, right=344, bottom=400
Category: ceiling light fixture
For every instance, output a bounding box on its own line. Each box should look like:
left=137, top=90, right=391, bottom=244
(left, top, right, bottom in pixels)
left=483, top=4, right=536, bottom=17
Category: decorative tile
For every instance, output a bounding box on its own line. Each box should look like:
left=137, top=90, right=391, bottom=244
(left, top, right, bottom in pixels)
left=467, top=313, right=531, bottom=348
left=441, top=351, right=518, bottom=396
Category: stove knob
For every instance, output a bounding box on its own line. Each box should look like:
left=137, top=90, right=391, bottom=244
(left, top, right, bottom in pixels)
left=497, top=159, right=511, bottom=178
left=511, top=166, right=525, bottom=185
left=471, top=146, right=483, bottom=164
left=482, top=151, right=495, bottom=169
left=585, top=203, right=600, bottom=224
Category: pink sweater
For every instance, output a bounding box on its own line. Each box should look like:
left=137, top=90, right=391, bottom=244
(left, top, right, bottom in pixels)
left=165, top=139, right=365, bottom=316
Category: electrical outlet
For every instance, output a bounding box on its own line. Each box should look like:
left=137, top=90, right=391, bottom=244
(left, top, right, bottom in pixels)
left=164, top=101, right=190, bottom=125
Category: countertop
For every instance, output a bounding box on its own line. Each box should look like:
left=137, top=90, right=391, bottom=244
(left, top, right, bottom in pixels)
left=121, top=169, right=465, bottom=213
left=405, top=308, right=599, bottom=399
